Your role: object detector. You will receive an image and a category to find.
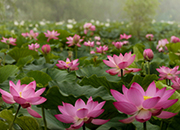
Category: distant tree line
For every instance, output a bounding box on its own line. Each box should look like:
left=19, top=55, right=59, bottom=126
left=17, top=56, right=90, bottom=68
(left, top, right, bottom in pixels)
left=0, top=0, right=180, bottom=22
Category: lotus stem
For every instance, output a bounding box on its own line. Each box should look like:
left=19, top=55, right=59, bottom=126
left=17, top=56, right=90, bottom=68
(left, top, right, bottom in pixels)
left=9, top=104, right=21, bottom=130
left=143, top=122, right=147, bottom=130
left=121, top=69, right=124, bottom=79
left=82, top=123, right=86, bottom=130
left=147, top=61, right=150, bottom=75
left=42, top=105, right=47, bottom=130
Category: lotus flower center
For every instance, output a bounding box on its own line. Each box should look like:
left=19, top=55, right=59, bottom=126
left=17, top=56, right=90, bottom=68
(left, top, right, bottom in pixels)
left=66, top=61, right=71, bottom=67
left=143, top=96, right=151, bottom=100
left=19, top=92, right=22, bottom=97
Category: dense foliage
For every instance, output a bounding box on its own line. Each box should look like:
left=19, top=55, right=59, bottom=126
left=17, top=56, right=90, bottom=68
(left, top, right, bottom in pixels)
left=0, top=20, right=180, bottom=130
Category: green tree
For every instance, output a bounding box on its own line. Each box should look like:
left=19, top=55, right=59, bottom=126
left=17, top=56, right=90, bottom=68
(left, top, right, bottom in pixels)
left=123, top=0, right=159, bottom=38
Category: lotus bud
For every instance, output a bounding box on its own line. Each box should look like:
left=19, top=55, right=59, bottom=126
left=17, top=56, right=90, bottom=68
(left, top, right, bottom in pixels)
left=41, top=44, right=51, bottom=54
left=143, top=49, right=154, bottom=61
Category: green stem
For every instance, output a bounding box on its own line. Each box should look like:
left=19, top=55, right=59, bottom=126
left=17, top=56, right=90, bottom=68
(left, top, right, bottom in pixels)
left=42, top=105, right=47, bottom=130
left=9, top=105, right=21, bottom=130
left=143, top=122, right=147, bottom=130
left=160, top=120, right=163, bottom=130
left=121, top=69, right=124, bottom=79
left=169, top=79, right=171, bottom=86
left=74, top=46, right=78, bottom=59
left=147, top=61, right=150, bottom=75
left=166, top=79, right=168, bottom=86
left=82, top=123, right=86, bottom=130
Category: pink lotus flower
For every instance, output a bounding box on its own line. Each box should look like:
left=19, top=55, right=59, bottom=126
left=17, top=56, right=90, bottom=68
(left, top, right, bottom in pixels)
left=111, top=81, right=178, bottom=123
left=171, top=77, right=180, bottom=90
left=146, top=34, right=154, bottom=41
left=156, top=66, right=180, bottom=80
left=44, top=30, right=60, bottom=42
left=96, top=45, right=108, bottom=54
left=156, top=39, right=169, bottom=52
left=1, top=37, right=16, bottom=46
left=56, top=58, right=79, bottom=71
left=28, top=43, right=40, bottom=52
left=90, top=50, right=95, bottom=54
left=96, top=41, right=101, bottom=45
left=143, top=49, right=154, bottom=61
left=170, top=36, right=180, bottom=43
left=66, top=34, right=83, bottom=47
left=41, top=44, right=51, bottom=54
left=120, top=33, right=132, bottom=40
left=22, top=30, right=39, bottom=40
left=83, top=23, right=96, bottom=34
left=112, top=42, right=124, bottom=49
left=84, top=41, right=94, bottom=47
left=103, top=52, right=141, bottom=77
left=94, top=36, right=101, bottom=41
left=54, top=97, right=109, bottom=129
left=0, top=80, right=46, bottom=118
left=122, top=41, right=129, bottom=45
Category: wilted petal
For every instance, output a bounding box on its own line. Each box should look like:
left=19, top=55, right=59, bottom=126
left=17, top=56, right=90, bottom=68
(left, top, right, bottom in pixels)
left=26, top=107, right=42, bottom=118
left=91, top=119, right=109, bottom=125
left=113, top=102, right=138, bottom=115
left=156, top=111, right=177, bottom=119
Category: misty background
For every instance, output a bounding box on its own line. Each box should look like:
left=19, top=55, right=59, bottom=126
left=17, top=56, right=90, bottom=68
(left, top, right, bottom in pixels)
left=0, top=0, right=180, bottom=22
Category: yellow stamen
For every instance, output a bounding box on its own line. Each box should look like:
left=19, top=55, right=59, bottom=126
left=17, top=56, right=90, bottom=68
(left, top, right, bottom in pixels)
left=143, top=96, right=151, bottom=100
left=19, top=92, right=22, bottom=97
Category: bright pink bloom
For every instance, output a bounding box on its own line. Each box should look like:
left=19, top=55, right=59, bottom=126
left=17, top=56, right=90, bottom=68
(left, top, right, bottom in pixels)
left=120, top=33, right=132, bottom=40
left=156, top=66, right=180, bottom=80
left=90, top=50, right=95, bottom=54
left=84, top=41, right=94, bottom=47
left=111, top=81, right=178, bottom=123
left=170, top=36, right=180, bottom=43
left=28, top=43, right=40, bottom=52
left=1, top=37, right=16, bottom=46
left=22, top=30, right=39, bottom=40
left=96, top=45, right=108, bottom=54
left=66, top=34, right=83, bottom=47
left=143, top=49, right=154, bottom=61
left=171, top=77, right=180, bottom=90
left=55, top=97, right=109, bottom=129
left=96, top=41, right=101, bottom=45
left=146, top=34, right=154, bottom=41
left=44, top=30, right=60, bottom=42
left=41, top=44, right=51, bottom=54
left=103, top=52, right=141, bottom=77
left=112, top=42, right=124, bottom=49
left=156, top=39, right=169, bottom=52
left=122, top=41, right=129, bottom=45
left=56, top=58, right=79, bottom=71
left=94, top=36, right=101, bottom=41
left=0, top=80, right=46, bottom=118
left=83, top=23, right=96, bottom=34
